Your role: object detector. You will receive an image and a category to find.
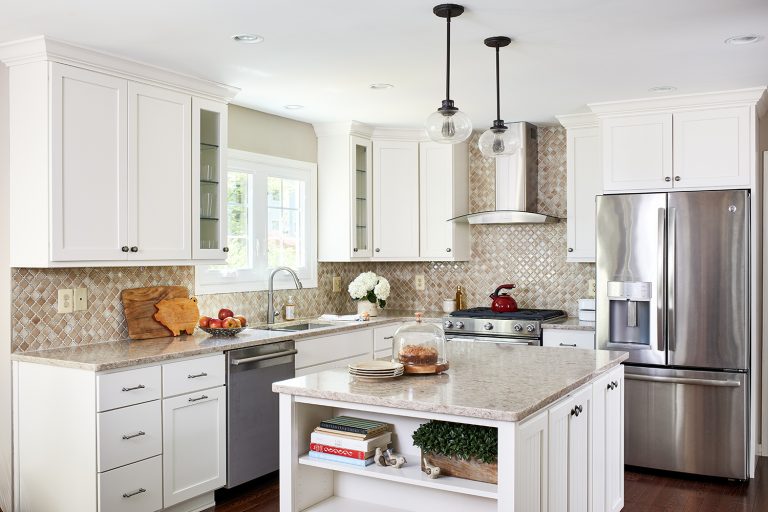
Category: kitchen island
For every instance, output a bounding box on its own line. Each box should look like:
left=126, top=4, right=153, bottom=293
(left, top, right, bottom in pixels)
left=273, top=341, right=628, bottom=512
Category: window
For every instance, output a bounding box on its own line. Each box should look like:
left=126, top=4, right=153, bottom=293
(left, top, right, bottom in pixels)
left=196, top=150, right=317, bottom=294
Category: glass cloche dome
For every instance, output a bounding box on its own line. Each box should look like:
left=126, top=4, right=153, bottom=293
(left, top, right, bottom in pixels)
left=392, top=313, right=448, bottom=373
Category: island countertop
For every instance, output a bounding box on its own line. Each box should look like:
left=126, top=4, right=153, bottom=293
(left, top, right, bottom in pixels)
left=273, top=341, right=627, bottom=422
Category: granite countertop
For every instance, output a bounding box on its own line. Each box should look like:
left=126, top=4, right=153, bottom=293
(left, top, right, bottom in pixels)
left=11, top=310, right=443, bottom=372
left=541, top=317, right=596, bottom=331
left=272, top=341, right=627, bottom=422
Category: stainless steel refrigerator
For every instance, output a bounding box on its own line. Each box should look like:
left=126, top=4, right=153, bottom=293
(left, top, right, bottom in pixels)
left=596, top=190, right=750, bottom=480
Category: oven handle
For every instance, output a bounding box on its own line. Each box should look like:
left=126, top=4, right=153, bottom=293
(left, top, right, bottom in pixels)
left=446, top=336, right=535, bottom=345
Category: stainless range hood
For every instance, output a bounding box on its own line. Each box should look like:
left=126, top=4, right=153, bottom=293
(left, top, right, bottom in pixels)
left=450, top=122, right=560, bottom=224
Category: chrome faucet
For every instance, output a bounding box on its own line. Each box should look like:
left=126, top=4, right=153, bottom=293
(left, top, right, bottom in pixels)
left=267, top=266, right=303, bottom=324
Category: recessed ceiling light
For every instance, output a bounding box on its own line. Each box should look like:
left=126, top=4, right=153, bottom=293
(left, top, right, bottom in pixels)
left=649, top=85, right=677, bottom=93
left=283, top=104, right=304, bottom=110
left=232, top=34, right=264, bottom=44
left=369, top=83, right=394, bottom=90
left=724, top=34, right=763, bottom=45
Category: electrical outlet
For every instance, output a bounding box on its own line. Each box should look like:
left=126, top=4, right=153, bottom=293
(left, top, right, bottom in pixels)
left=57, top=289, right=74, bottom=314
left=74, top=287, right=88, bottom=311
left=414, top=274, right=426, bottom=291
left=588, top=279, right=596, bottom=298
left=332, top=276, right=342, bottom=293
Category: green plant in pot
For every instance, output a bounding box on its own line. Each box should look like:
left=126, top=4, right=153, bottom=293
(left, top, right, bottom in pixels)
left=412, top=420, right=498, bottom=484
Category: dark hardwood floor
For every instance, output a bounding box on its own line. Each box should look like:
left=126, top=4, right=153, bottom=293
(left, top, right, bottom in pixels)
left=213, top=457, right=768, bottom=511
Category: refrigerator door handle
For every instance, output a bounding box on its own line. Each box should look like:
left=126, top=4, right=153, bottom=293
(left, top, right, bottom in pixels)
left=626, top=374, right=741, bottom=388
left=667, top=207, right=676, bottom=353
left=657, top=208, right=666, bottom=352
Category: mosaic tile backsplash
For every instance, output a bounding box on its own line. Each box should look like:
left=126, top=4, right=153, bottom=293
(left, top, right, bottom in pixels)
left=12, top=126, right=595, bottom=352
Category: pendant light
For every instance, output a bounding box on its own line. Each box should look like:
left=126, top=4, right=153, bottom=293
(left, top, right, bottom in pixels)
left=478, top=36, right=520, bottom=157
left=425, top=4, right=473, bottom=144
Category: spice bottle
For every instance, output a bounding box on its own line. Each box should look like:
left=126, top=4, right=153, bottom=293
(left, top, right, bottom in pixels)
left=285, top=296, right=296, bottom=321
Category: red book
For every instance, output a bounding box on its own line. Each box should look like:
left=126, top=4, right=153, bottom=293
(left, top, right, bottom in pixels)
left=310, top=443, right=378, bottom=460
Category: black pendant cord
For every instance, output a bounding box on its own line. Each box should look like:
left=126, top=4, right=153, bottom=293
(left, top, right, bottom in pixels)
left=445, top=15, right=451, bottom=101
left=495, top=45, right=501, bottom=122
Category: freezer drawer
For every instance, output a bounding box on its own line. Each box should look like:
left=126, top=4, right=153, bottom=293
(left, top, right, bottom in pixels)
left=624, top=366, right=747, bottom=479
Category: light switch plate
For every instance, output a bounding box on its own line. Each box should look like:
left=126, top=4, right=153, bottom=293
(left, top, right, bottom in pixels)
left=57, top=289, right=74, bottom=314
left=332, top=276, right=342, bottom=293
left=74, top=287, right=88, bottom=311
left=414, top=274, right=425, bottom=291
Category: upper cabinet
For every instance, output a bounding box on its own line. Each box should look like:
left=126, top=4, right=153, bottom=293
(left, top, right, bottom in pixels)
left=0, top=37, right=238, bottom=267
left=558, top=113, right=602, bottom=263
left=591, top=88, right=765, bottom=194
left=316, top=123, right=470, bottom=262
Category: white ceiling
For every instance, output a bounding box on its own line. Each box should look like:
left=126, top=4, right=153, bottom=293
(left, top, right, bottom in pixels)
left=1, top=0, right=767, bottom=127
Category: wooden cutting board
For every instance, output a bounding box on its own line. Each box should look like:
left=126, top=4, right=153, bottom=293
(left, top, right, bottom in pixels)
left=154, top=297, right=200, bottom=337
left=121, top=286, right=192, bottom=340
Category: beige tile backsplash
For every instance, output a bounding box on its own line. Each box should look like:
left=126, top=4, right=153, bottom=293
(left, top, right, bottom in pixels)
left=12, top=127, right=594, bottom=352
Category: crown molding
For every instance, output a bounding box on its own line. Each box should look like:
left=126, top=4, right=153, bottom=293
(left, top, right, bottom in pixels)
left=313, top=121, right=374, bottom=138
left=588, top=87, right=768, bottom=117
left=0, top=36, right=239, bottom=102
left=371, top=126, right=428, bottom=141
left=555, top=112, right=598, bottom=129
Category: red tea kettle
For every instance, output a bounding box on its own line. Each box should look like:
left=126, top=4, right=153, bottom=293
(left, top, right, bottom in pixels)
left=489, top=284, right=518, bottom=313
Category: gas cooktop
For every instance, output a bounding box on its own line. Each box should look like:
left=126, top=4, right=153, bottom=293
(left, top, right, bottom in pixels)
left=449, top=307, right=567, bottom=321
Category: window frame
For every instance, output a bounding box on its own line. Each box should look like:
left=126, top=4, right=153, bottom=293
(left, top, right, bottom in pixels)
left=195, top=149, right=318, bottom=295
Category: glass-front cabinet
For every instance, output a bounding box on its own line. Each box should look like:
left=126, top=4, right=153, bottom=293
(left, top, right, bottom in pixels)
left=192, top=98, right=228, bottom=260
left=350, top=135, right=372, bottom=258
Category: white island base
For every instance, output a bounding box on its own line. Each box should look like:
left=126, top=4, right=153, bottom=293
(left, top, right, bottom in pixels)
left=275, top=349, right=624, bottom=512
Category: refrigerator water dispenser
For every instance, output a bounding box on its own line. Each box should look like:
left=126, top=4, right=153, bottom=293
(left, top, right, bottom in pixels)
left=607, top=281, right=652, bottom=345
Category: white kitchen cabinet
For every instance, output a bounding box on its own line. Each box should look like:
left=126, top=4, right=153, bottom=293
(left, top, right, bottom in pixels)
left=193, top=97, right=229, bottom=260
left=542, top=328, right=595, bottom=349
left=50, top=63, right=129, bottom=262
left=515, top=409, right=549, bottom=512
left=592, top=365, right=624, bottom=512
left=419, top=141, right=470, bottom=261
left=602, top=113, right=673, bottom=192
left=673, top=106, right=751, bottom=188
left=162, top=385, right=227, bottom=507
left=316, top=123, right=375, bottom=262
left=0, top=37, right=237, bottom=267
left=295, top=329, right=374, bottom=372
left=128, top=82, right=191, bottom=260
left=558, top=113, right=601, bottom=263
left=373, top=139, right=420, bottom=259
left=549, top=385, right=592, bottom=512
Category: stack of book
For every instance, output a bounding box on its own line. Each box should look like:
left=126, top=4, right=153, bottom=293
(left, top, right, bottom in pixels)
left=309, top=416, right=392, bottom=467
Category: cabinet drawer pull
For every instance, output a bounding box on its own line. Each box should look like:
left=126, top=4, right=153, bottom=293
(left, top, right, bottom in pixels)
left=122, top=488, right=146, bottom=499
left=674, top=176, right=681, bottom=182
left=121, top=384, right=145, bottom=392
left=665, top=177, right=672, bottom=182
left=383, top=336, right=394, bottom=340
left=121, top=246, right=129, bottom=252
left=188, top=394, right=209, bottom=403
left=559, top=343, right=577, bottom=347
left=122, top=431, right=146, bottom=440
left=130, top=246, right=138, bottom=252
left=187, top=372, right=208, bottom=379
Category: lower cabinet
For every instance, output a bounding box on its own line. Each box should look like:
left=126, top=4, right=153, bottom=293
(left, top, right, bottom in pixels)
left=542, top=328, right=596, bottom=349
left=163, top=386, right=227, bottom=507
left=294, top=328, right=375, bottom=375
left=592, top=365, right=625, bottom=512
left=98, top=455, right=163, bottom=512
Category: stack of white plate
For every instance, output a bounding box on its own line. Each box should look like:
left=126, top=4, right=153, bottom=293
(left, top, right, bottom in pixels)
left=348, top=361, right=404, bottom=379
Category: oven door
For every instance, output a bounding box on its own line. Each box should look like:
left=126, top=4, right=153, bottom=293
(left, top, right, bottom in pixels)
left=446, top=334, right=539, bottom=346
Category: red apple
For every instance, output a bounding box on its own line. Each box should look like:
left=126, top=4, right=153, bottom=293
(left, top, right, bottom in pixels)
left=234, top=315, right=247, bottom=327
left=218, top=308, right=234, bottom=320
left=208, top=318, right=223, bottom=329
left=198, top=316, right=211, bottom=328
left=223, top=317, right=241, bottom=329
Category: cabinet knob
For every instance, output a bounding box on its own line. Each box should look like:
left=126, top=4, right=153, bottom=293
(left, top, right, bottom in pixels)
left=665, top=177, right=672, bottom=182
left=130, top=246, right=138, bottom=253
left=353, top=248, right=358, bottom=253
left=674, top=176, right=681, bottom=182
left=446, top=248, right=452, bottom=253
left=568, top=248, right=574, bottom=253
left=375, top=248, right=380, bottom=253
left=223, top=247, right=229, bottom=253
left=121, top=246, right=129, bottom=253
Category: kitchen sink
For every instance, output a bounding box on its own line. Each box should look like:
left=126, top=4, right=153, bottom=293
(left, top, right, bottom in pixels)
left=252, top=322, right=334, bottom=332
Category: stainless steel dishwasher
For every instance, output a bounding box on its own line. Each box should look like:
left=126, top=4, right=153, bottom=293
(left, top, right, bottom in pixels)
left=225, top=340, right=296, bottom=488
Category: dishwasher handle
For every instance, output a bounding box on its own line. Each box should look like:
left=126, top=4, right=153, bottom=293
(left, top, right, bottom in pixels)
left=230, top=349, right=298, bottom=366
left=626, top=373, right=741, bottom=388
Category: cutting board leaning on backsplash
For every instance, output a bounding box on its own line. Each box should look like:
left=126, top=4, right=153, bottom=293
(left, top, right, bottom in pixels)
left=121, top=286, right=200, bottom=340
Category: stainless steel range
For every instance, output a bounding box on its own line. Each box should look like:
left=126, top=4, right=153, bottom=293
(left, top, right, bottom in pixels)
left=443, top=308, right=566, bottom=345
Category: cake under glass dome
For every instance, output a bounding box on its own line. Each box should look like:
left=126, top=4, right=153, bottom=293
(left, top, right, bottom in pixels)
left=392, top=313, right=448, bottom=374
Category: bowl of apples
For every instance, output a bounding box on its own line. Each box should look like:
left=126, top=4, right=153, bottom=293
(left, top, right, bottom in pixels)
left=198, top=308, right=248, bottom=337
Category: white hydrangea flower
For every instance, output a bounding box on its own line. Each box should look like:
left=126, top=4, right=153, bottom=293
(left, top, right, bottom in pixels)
left=374, top=277, right=390, bottom=300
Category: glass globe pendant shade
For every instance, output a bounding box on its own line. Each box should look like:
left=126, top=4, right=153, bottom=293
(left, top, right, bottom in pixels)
left=478, top=125, right=520, bottom=157
left=426, top=108, right=473, bottom=144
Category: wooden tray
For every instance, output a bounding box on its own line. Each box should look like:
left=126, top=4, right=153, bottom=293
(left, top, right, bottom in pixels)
left=403, top=362, right=450, bottom=374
